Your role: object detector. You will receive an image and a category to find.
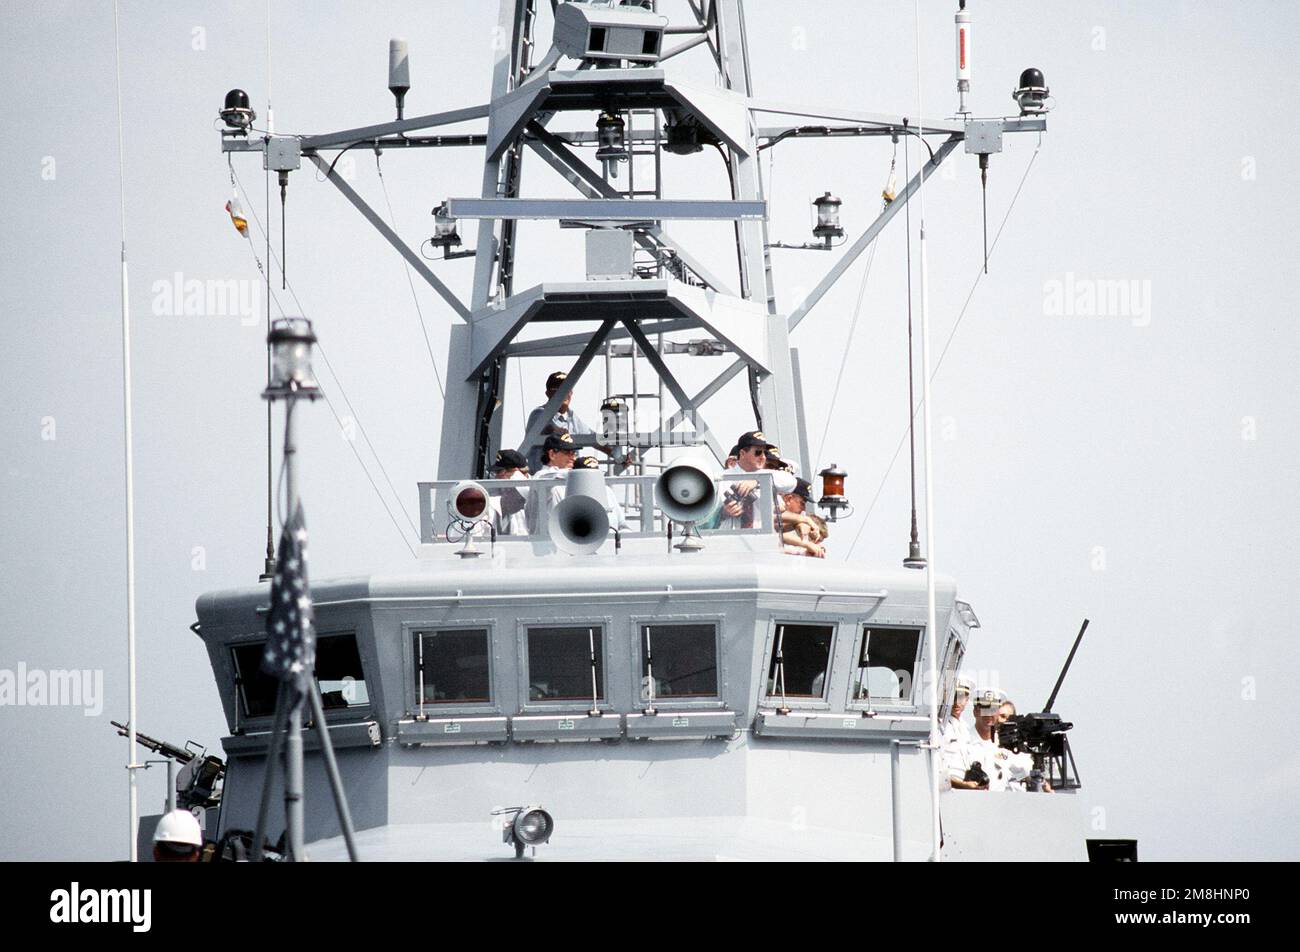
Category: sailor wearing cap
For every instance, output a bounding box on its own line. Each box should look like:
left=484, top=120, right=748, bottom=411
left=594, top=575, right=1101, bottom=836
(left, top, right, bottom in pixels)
left=961, top=688, right=1036, bottom=791
left=525, top=433, right=577, bottom=534
left=524, top=371, right=617, bottom=474
left=716, top=431, right=781, bottom=529
left=489, top=448, right=530, bottom=536
left=779, top=477, right=826, bottom=557
left=941, top=677, right=977, bottom=787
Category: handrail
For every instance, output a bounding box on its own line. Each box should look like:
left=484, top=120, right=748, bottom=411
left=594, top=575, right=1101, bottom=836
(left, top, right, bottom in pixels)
left=418, top=471, right=780, bottom=544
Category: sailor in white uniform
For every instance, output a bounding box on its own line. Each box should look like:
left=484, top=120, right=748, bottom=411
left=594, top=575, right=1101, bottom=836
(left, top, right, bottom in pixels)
left=525, top=432, right=576, bottom=535
left=488, top=448, right=530, bottom=536
left=941, top=677, right=977, bottom=787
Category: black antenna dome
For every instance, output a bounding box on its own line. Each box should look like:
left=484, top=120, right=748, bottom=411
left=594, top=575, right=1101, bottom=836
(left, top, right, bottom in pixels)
left=224, top=88, right=251, bottom=111
left=1018, top=68, right=1045, bottom=89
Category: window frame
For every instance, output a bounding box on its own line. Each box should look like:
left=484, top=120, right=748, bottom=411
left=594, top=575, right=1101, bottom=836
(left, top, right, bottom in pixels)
left=762, top=618, right=840, bottom=711
left=229, top=628, right=370, bottom=724
left=629, top=614, right=726, bottom=711
left=937, top=629, right=966, bottom=722
left=406, top=620, right=499, bottom=717
left=845, top=624, right=925, bottom=713
left=517, top=616, right=614, bottom=714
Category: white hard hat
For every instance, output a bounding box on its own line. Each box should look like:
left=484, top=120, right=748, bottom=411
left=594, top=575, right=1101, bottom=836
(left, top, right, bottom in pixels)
left=154, top=809, right=203, bottom=847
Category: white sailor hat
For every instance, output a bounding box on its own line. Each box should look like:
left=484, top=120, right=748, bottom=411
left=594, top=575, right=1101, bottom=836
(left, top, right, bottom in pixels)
left=972, top=688, right=1007, bottom=710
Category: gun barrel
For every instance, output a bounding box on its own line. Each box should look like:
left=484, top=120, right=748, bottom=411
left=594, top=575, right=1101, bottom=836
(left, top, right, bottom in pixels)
left=111, top=720, right=196, bottom=763
left=1044, top=618, right=1088, bottom=713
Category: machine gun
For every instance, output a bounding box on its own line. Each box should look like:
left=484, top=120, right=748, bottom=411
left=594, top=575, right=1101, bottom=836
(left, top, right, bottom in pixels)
left=996, top=619, right=1088, bottom=791
left=112, top=721, right=226, bottom=810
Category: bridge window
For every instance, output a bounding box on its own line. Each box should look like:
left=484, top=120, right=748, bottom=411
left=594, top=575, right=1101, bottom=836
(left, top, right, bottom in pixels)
left=853, top=626, right=922, bottom=703
left=232, top=643, right=279, bottom=718
left=767, top=623, right=834, bottom=700
left=416, top=628, right=491, bottom=705
left=939, top=632, right=965, bottom=720
left=640, top=623, right=718, bottom=700
left=230, top=632, right=368, bottom=717
left=527, top=626, right=604, bottom=702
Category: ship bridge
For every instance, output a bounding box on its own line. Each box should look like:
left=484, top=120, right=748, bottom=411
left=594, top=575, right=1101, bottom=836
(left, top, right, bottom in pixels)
left=196, top=526, right=976, bottom=860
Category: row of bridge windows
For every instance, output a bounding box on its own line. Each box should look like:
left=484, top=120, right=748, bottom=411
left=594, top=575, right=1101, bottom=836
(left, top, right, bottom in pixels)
left=229, top=623, right=928, bottom=720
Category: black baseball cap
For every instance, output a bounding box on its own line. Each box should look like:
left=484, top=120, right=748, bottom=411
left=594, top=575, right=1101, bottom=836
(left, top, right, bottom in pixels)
left=735, top=430, right=776, bottom=452
left=545, top=371, right=568, bottom=392
left=766, top=447, right=795, bottom=471
left=543, top=432, right=576, bottom=453
left=727, top=444, right=741, bottom=459
left=573, top=454, right=601, bottom=470
left=790, top=477, right=812, bottom=501
left=492, top=448, right=528, bottom=471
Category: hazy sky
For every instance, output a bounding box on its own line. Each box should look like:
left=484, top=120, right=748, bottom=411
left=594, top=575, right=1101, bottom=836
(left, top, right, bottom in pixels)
left=1, top=0, right=1297, bottom=861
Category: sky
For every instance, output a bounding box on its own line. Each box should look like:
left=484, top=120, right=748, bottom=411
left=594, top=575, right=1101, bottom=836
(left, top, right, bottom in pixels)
left=1, top=0, right=1297, bottom=861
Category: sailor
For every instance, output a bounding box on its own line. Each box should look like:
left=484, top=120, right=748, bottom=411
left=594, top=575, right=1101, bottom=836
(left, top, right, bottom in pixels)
left=942, top=677, right=978, bottom=787
left=573, top=454, right=629, bottom=530
left=525, top=432, right=577, bottom=534
left=707, top=429, right=774, bottom=530
left=780, top=478, right=826, bottom=557
left=960, top=689, right=1040, bottom=792
left=152, top=808, right=204, bottom=863
left=997, top=697, right=1050, bottom=791
left=523, top=371, right=629, bottom=473
left=489, top=448, right=530, bottom=536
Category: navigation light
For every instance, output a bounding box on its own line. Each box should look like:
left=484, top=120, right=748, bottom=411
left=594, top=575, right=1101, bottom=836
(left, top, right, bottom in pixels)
left=817, top=464, right=850, bottom=522
left=812, top=192, right=844, bottom=244
left=263, top=317, right=320, bottom=400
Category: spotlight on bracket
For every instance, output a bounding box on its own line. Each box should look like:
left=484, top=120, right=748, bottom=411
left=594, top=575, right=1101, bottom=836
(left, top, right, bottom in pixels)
left=429, top=202, right=461, bottom=249
left=494, top=805, right=555, bottom=859
left=1012, top=67, right=1050, bottom=115
left=219, top=89, right=256, bottom=134
left=595, top=112, right=628, bottom=179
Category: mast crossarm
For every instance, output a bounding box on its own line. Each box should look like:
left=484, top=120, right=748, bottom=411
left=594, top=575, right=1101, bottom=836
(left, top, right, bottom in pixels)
left=748, top=98, right=965, bottom=136
left=757, top=115, right=1046, bottom=147
left=297, top=103, right=491, bottom=151
left=445, top=198, right=766, bottom=220
left=305, top=153, right=471, bottom=321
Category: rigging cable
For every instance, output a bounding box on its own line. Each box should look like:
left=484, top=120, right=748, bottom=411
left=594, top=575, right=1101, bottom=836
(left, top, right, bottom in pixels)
left=844, top=137, right=1042, bottom=560
left=374, top=151, right=447, bottom=399
left=813, top=232, right=880, bottom=468
left=229, top=165, right=421, bottom=554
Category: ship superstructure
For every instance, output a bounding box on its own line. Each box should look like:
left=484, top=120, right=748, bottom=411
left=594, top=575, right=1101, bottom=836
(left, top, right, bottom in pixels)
left=193, top=0, right=1078, bottom=861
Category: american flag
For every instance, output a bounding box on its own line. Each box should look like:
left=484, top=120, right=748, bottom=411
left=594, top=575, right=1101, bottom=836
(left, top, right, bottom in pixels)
left=262, top=503, right=315, bottom=689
